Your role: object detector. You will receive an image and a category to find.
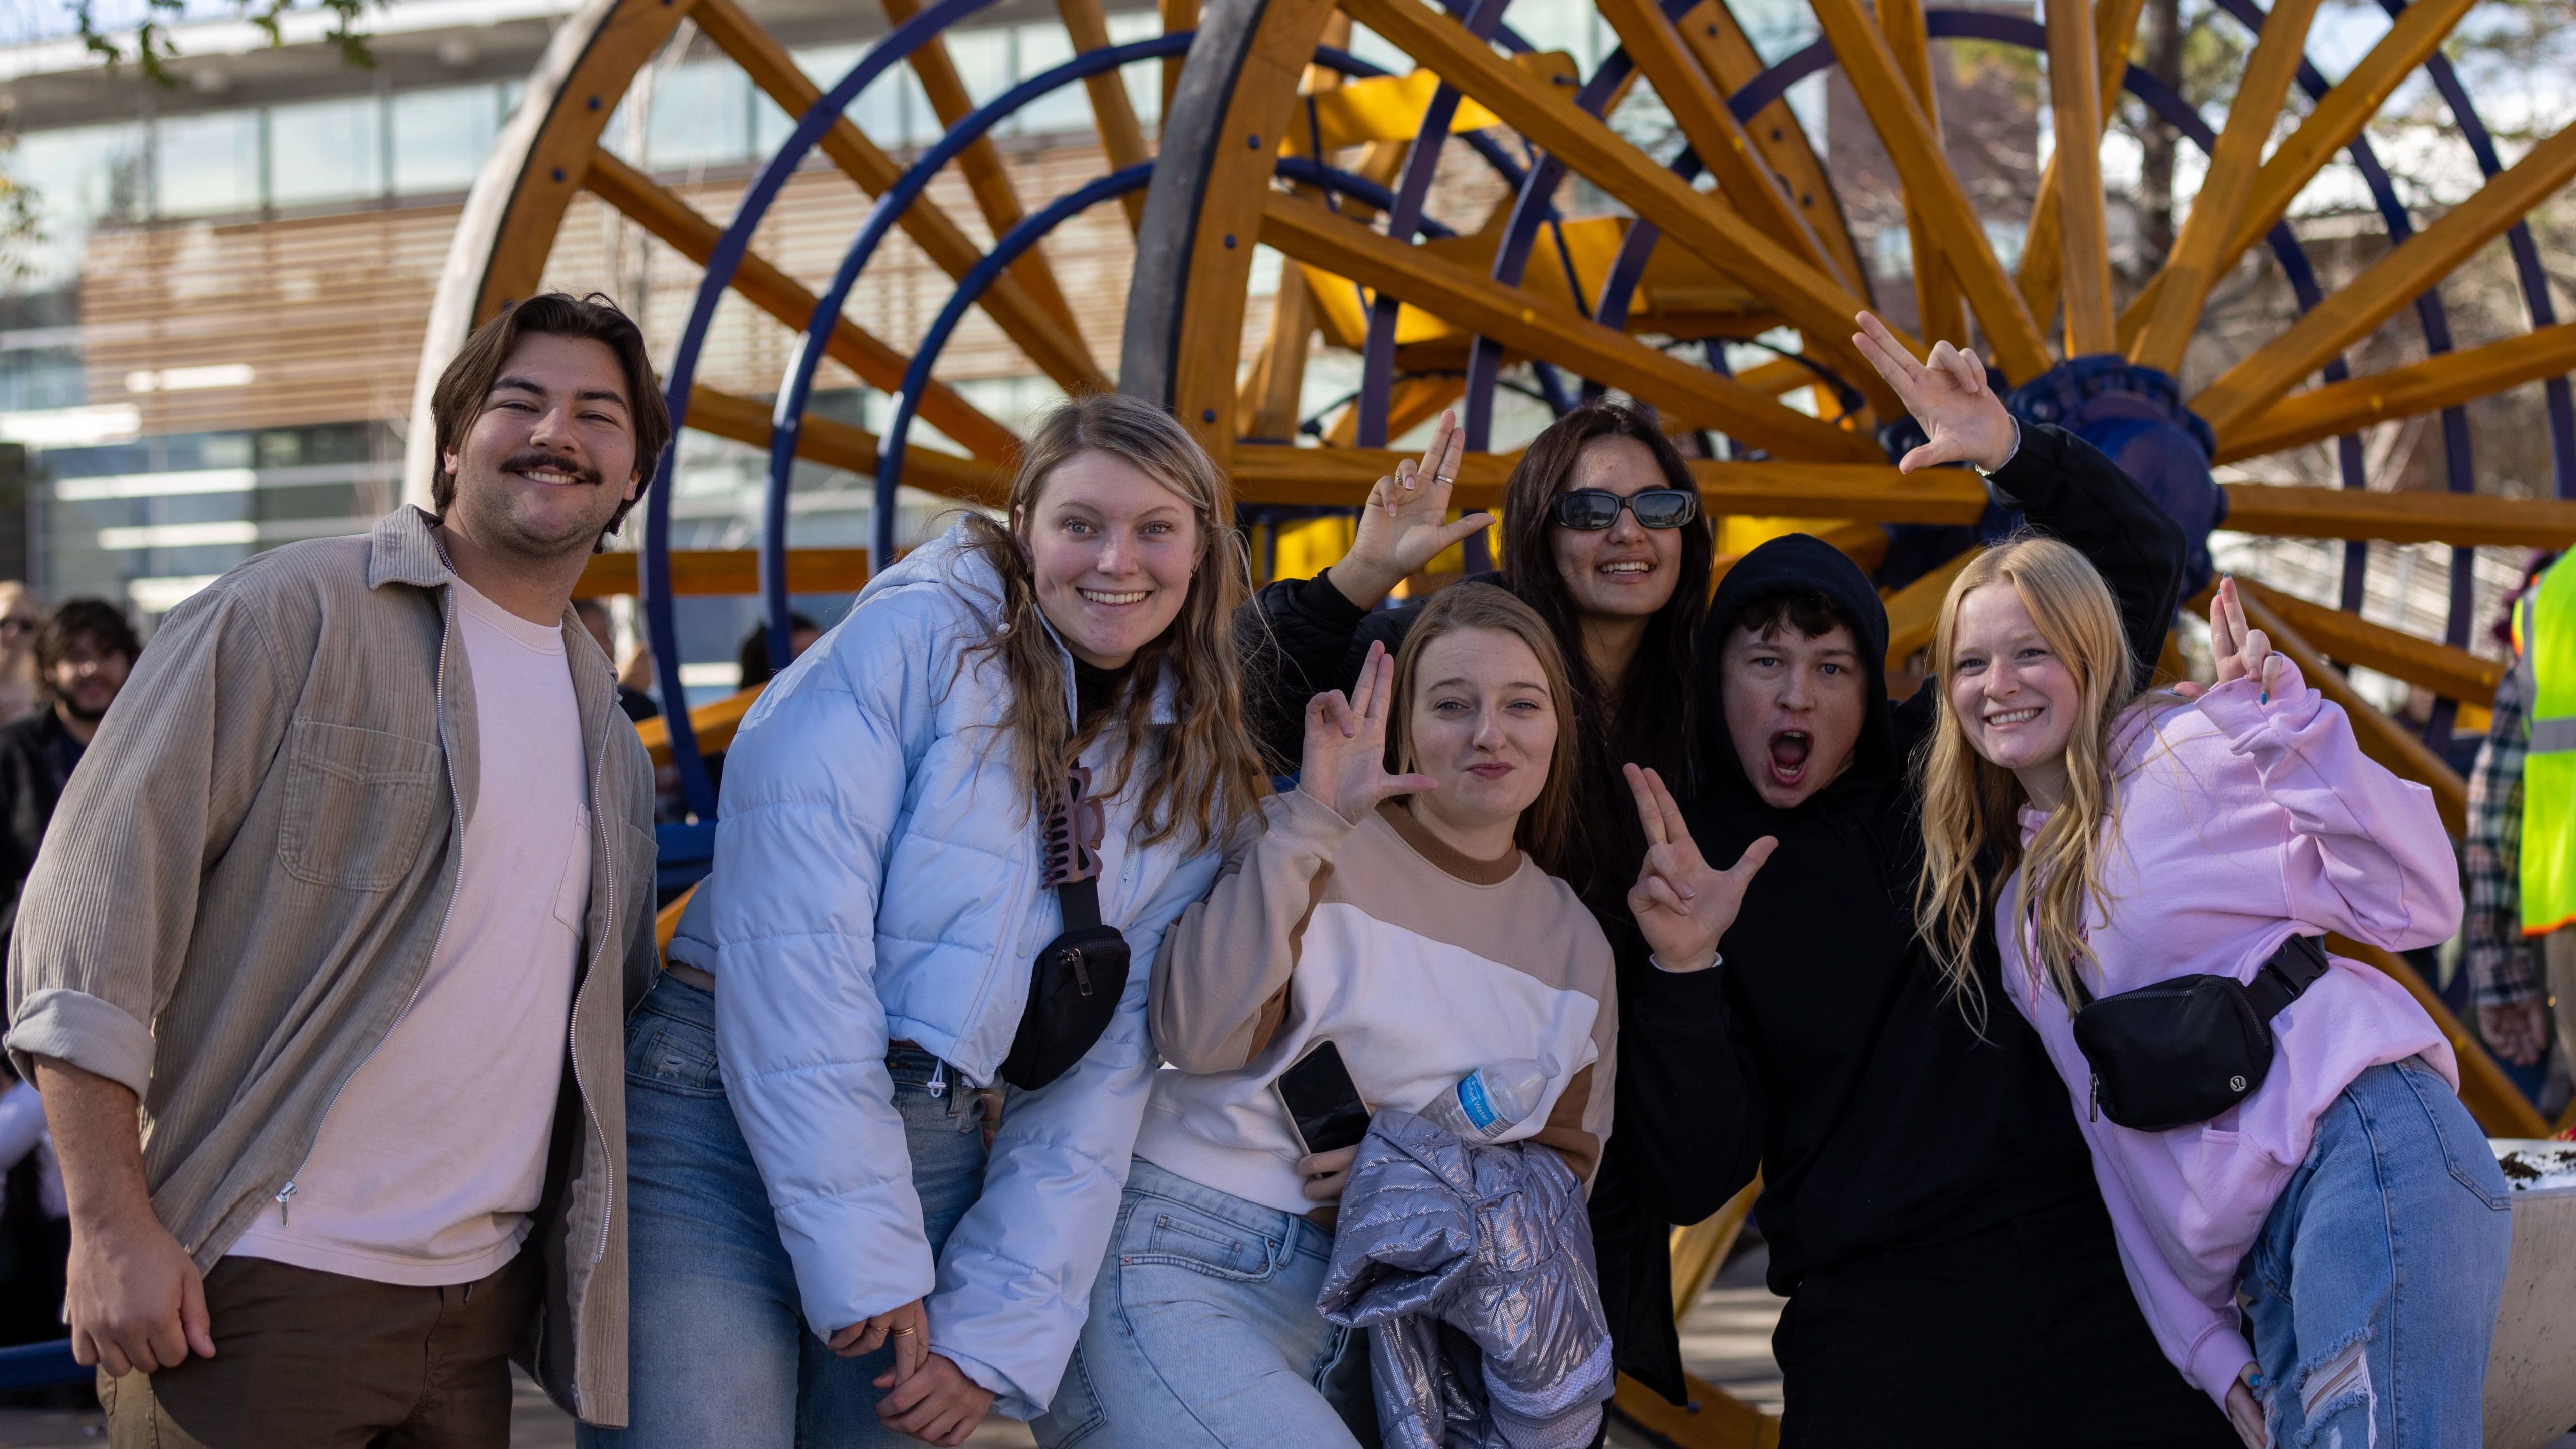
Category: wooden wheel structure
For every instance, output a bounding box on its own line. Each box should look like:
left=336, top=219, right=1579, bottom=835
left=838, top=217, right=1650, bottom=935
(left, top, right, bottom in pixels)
left=415, top=0, right=2576, bottom=1430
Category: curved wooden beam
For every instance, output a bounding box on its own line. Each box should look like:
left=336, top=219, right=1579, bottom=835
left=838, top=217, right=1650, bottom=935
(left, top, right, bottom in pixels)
left=2195, top=123, right=2576, bottom=435
left=2126, top=0, right=2324, bottom=372
left=1258, top=191, right=1885, bottom=460
left=579, top=148, right=1022, bottom=462
left=2016, top=0, right=2146, bottom=333
left=1335, top=0, right=1905, bottom=415
left=688, top=0, right=1110, bottom=394
left=2216, top=322, right=2576, bottom=463
left=1808, top=0, right=2051, bottom=378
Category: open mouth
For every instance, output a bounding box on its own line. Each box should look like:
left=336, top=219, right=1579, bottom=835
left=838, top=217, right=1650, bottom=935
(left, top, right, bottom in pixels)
left=1984, top=706, right=2043, bottom=727
left=1766, top=730, right=1810, bottom=786
left=1078, top=587, right=1149, bottom=606
left=1597, top=560, right=1653, bottom=576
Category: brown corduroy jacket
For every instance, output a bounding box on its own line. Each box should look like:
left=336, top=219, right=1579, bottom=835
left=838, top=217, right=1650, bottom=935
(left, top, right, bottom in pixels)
left=2, top=505, right=658, bottom=1425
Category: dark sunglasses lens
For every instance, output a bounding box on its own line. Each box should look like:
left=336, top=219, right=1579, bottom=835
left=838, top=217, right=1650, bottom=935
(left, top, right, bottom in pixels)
left=1631, top=490, right=1698, bottom=527
left=1553, top=491, right=1623, bottom=529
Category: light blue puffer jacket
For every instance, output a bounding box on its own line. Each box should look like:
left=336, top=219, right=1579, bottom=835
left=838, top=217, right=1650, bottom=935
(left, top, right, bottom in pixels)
left=668, top=523, right=1227, bottom=1417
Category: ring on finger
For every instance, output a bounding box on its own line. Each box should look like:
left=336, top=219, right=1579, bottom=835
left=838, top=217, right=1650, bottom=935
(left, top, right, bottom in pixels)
left=888, top=1325, right=917, bottom=1336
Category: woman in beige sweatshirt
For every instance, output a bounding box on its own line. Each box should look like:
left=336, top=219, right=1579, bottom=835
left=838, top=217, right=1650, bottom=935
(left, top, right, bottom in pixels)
left=1034, top=583, right=1771, bottom=1449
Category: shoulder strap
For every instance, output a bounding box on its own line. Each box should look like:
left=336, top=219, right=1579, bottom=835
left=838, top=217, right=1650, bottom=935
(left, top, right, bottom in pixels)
left=1058, top=875, right=1103, bottom=931
left=2243, top=934, right=2331, bottom=1020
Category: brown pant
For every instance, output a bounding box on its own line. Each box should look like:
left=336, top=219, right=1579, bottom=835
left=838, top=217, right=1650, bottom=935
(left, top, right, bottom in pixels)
left=99, top=1251, right=537, bottom=1449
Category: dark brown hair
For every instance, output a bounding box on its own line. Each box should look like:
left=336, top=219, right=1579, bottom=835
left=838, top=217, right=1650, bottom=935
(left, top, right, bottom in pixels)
left=1495, top=400, right=1714, bottom=906
left=1728, top=588, right=1844, bottom=643
left=429, top=292, right=673, bottom=544
left=38, top=598, right=141, bottom=695
left=959, top=393, right=1263, bottom=851
left=1390, top=584, right=1581, bottom=875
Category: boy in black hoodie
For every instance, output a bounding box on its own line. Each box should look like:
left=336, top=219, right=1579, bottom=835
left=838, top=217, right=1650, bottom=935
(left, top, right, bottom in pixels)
left=1614, top=334, right=2234, bottom=1445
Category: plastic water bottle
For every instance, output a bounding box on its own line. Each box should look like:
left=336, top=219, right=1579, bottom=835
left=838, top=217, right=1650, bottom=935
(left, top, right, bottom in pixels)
left=1418, top=1056, right=1557, bottom=1145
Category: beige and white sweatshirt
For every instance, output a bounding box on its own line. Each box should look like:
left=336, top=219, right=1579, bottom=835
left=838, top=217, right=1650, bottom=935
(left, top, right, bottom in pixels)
left=1139, top=790, right=1617, bottom=1216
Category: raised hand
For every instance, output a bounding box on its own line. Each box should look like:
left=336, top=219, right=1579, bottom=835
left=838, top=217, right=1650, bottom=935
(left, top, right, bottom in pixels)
left=1299, top=642, right=1438, bottom=825
left=2206, top=576, right=2284, bottom=700
left=1328, top=409, right=1495, bottom=607
left=1848, top=311, right=2018, bottom=474
left=1624, top=764, right=1776, bottom=974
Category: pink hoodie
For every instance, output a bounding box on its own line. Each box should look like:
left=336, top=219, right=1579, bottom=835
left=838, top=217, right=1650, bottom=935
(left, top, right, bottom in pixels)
left=1994, top=661, right=2460, bottom=1409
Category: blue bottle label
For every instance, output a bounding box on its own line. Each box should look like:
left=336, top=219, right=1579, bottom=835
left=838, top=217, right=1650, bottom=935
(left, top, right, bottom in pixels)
left=1455, top=1073, right=1500, bottom=1133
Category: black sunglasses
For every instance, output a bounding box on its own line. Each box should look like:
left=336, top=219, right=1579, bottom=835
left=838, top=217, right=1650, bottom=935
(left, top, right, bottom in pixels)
left=1550, top=487, right=1699, bottom=531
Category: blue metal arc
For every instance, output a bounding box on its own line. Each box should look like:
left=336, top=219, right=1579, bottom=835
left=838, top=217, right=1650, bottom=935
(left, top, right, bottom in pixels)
left=642, top=0, right=1012, bottom=821
left=760, top=30, right=1194, bottom=672
left=875, top=166, right=1159, bottom=511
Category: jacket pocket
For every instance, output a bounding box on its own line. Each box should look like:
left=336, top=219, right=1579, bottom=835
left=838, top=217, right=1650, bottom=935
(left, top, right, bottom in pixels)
left=276, top=719, right=443, bottom=891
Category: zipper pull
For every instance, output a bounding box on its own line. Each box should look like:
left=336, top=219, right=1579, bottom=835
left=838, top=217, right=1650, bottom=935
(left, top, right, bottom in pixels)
left=276, top=1181, right=298, bottom=1225
left=1071, top=947, right=1094, bottom=997
left=927, top=1061, right=947, bottom=1099
left=2089, top=1076, right=2101, bottom=1124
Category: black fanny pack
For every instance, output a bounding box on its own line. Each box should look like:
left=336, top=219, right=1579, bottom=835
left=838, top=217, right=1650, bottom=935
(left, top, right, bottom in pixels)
left=2065, top=934, right=2331, bottom=1133
left=999, top=766, right=1131, bottom=1091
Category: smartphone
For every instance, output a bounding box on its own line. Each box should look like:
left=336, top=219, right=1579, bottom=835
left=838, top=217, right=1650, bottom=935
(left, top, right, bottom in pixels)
left=1275, top=1041, right=1370, bottom=1156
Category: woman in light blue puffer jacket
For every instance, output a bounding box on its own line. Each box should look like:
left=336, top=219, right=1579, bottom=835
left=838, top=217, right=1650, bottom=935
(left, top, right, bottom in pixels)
left=590, top=395, right=1264, bottom=1449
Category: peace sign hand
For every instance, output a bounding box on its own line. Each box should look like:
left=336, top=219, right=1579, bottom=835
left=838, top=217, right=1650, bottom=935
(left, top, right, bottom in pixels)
left=1624, top=764, right=1777, bottom=975
left=1299, top=642, right=1438, bottom=826
left=2205, top=576, right=2285, bottom=700
left=1848, top=311, right=2019, bottom=474
left=1329, top=409, right=1496, bottom=607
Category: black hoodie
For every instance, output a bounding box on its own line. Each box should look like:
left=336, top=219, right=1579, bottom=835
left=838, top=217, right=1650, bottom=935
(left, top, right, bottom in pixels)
left=1603, top=423, right=2188, bottom=1395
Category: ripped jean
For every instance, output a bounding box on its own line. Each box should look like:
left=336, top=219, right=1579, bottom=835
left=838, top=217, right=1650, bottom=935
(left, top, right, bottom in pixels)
left=2238, top=1058, right=2512, bottom=1449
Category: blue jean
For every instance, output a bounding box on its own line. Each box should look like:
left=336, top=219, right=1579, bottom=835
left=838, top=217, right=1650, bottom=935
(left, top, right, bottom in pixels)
left=579, top=974, right=989, bottom=1449
left=1032, top=1158, right=1365, bottom=1449
left=2238, top=1058, right=2512, bottom=1449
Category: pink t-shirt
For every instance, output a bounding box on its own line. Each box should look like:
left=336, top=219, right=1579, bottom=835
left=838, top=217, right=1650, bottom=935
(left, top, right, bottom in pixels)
left=230, top=576, right=590, bottom=1286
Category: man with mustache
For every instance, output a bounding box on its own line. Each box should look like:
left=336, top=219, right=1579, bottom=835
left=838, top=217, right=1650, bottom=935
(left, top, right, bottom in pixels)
left=5, top=291, right=664, bottom=1445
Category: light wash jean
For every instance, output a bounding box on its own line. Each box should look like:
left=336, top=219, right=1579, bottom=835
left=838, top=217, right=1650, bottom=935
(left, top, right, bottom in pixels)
left=2237, top=1057, right=2513, bottom=1449
left=579, top=974, right=989, bottom=1449
left=1033, top=1158, right=1371, bottom=1449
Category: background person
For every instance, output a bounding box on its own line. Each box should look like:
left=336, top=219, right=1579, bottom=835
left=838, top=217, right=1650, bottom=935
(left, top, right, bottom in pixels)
left=607, top=393, right=1265, bottom=1449
left=737, top=611, right=822, bottom=690
left=1920, top=554, right=2505, bottom=1448
left=575, top=597, right=660, bottom=722
left=0, top=584, right=46, bottom=728
left=0, top=599, right=141, bottom=964
left=2, top=291, right=664, bottom=1445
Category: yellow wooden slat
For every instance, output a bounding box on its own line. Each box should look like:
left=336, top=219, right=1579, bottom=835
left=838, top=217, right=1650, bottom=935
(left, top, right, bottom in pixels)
left=2125, top=0, right=2325, bottom=371
left=2224, top=579, right=2504, bottom=708
left=1275, top=67, right=1509, bottom=153
left=2195, top=123, right=2576, bottom=435
left=2016, top=0, right=2148, bottom=331
left=1257, top=190, right=1887, bottom=461
left=1807, top=0, right=2052, bottom=378
left=2042, top=0, right=2114, bottom=357
left=578, top=548, right=874, bottom=598
left=1884, top=545, right=1980, bottom=669
left=680, top=385, right=1011, bottom=507
left=2215, top=322, right=2576, bottom=463
left=687, top=0, right=1109, bottom=396
left=1670, top=0, right=1867, bottom=298
left=1876, top=0, right=1967, bottom=347
left=1334, top=0, right=1905, bottom=416
left=877, top=0, right=1090, bottom=351
left=577, top=149, right=1023, bottom=463
left=2220, top=482, right=2576, bottom=549
left=1055, top=0, right=1154, bottom=230
left=636, top=685, right=765, bottom=766
left=1668, top=1178, right=1762, bottom=1319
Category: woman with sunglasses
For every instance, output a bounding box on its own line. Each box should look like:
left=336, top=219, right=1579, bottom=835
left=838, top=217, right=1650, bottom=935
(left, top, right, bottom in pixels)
left=1241, top=319, right=2230, bottom=1434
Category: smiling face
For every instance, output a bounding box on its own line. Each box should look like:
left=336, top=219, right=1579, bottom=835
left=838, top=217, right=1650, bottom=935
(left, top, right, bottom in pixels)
left=440, top=332, right=644, bottom=560
left=1021, top=448, right=1201, bottom=669
left=1719, top=617, right=1868, bottom=808
left=1945, top=581, right=2084, bottom=802
left=1403, top=625, right=1560, bottom=843
left=1549, top=436, right=1685, bottom=622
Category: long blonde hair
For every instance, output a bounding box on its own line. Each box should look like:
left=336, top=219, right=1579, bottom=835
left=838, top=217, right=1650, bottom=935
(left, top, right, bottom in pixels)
left=959, top=393, right=1262, bottom=850
left=1914, top=536, right=2136, bottom=1021
left=1388, top=585, right=1582, bottom=874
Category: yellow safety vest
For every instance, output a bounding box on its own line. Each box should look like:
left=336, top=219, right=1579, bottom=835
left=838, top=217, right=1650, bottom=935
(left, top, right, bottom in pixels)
left=2521, top=557, right=2576, bottom=935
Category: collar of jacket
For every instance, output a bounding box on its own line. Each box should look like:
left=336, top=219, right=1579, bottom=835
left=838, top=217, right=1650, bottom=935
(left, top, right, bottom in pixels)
left=366, top=504, right=455, bottom=592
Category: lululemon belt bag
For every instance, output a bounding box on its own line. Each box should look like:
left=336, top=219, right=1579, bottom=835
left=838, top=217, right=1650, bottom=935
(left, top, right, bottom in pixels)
left=2064, top=933, right=2331, bottom=1133
left=1000, top=764, right=1132, bottom=1091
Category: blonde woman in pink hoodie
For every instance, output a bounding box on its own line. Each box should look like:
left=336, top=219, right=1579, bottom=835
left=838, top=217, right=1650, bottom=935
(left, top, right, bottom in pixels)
left=1913, top=537, right=2510, bottom=1449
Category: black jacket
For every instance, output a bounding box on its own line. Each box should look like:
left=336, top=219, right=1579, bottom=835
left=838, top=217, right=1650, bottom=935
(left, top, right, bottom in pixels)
left=1610, top=423, right=2185, bottom=1396
left=0, top=706, right=77, bottom=968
